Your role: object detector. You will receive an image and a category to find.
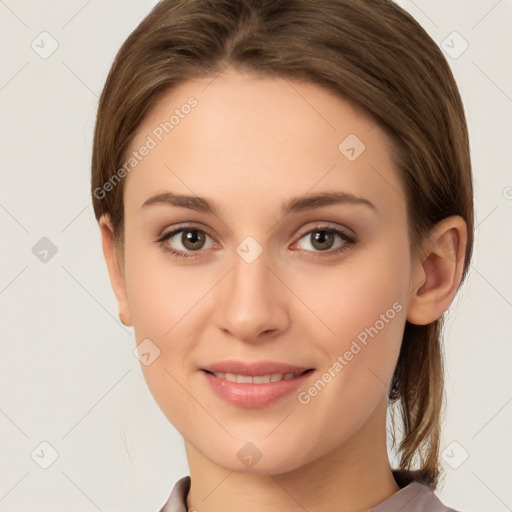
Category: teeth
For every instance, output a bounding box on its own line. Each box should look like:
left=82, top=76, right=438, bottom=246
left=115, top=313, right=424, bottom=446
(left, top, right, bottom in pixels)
left=212, top=371, right=303, bottom=383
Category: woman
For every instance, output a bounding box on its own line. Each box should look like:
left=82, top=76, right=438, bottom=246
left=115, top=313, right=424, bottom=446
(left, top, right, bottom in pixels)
left=91, top=0, right=473, bottom=510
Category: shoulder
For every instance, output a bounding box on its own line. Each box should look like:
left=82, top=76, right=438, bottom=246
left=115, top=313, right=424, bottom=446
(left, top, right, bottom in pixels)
left=157, top=476, right=191, bottom=512
left=156, top=472, right=463, bottom=512
left=368, top=470, right=462, bottom=512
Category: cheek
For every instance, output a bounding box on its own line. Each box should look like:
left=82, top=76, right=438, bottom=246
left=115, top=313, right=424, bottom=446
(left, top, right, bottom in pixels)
left=290, top=240, right=410, bottom=409
left=123, top=228, right=205, bottom=336
left=292, top=238, right=411, bottom=344
left=122, top=238, right=208, bottom=427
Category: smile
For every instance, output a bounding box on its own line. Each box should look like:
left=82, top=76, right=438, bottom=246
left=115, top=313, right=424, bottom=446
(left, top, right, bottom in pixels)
left=206, top=370, right=309, bottom=384
left=201, top=369, right=315, bottom=408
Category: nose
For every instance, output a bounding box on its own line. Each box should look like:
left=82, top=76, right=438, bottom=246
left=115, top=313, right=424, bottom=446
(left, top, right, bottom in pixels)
left=214, top=247, right=290, bottom=343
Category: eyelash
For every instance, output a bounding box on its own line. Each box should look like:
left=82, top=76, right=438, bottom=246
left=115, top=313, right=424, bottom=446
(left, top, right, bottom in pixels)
left=156, top=223, right=357, bottom=261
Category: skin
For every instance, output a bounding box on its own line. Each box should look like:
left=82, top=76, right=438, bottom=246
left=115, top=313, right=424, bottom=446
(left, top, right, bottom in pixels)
left=99, top=68, right=467, bottom=512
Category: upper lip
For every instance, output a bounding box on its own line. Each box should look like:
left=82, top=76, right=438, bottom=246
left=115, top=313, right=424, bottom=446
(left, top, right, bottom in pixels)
left=201, top=360, right=314, bottom=376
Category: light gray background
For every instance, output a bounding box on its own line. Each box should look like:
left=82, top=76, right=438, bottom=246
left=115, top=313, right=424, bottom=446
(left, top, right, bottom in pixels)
left=1, top=1, right=511, bottom=511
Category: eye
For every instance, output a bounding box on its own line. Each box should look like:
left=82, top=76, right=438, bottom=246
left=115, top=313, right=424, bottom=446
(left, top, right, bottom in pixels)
left=156, top=223, right=357, bottom=261
left=156, top=225, right=217, bottom=259
left=292, top=224, right=357, bottom=257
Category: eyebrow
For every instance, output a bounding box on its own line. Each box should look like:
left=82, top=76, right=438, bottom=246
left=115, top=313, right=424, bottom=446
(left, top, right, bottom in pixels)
left=141, top=191, right=377, bottom=215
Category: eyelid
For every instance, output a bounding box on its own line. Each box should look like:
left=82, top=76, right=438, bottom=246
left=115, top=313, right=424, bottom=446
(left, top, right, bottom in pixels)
left=293, top=222, right=357, bottom=243
left=156, top=221, right=357, bottom=259
left=157, top=222, right=355, bottom=243
left=157, top=222, right=218, bottom=243
left=289, top=223, right=357, bottom=258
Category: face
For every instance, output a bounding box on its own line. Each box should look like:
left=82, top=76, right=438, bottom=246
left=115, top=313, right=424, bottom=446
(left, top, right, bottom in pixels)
left=113, top=69, right=418, bottom=474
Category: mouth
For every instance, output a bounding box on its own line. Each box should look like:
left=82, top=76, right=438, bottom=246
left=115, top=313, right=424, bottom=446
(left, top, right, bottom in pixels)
left=200, top=366, right=316, bottom=408
left=202, top=368, right=314, bottom=384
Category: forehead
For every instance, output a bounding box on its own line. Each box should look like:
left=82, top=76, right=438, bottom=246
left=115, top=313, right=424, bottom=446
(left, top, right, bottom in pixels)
left=123, top=69, right=405, bottom=221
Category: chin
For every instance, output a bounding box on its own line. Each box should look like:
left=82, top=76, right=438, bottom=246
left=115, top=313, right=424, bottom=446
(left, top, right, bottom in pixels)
left=207, top=443, right=311, bottom=476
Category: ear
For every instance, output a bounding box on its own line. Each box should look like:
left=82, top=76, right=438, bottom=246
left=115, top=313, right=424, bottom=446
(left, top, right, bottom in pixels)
left=98, top=214, right=132, bottom=326
left=406, top=215, right=468, bottom=325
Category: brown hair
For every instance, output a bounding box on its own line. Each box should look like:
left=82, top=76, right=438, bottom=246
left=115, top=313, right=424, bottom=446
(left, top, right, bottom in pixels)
left=91, top=0, right=474, bottom=488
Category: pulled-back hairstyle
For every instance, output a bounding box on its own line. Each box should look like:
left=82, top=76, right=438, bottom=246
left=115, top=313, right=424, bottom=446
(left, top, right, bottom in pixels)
left=91, top=0, right=474, bottom=488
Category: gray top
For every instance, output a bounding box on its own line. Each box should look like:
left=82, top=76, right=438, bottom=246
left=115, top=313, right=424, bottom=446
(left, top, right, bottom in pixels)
left=158, top=469, right=460, bottom=511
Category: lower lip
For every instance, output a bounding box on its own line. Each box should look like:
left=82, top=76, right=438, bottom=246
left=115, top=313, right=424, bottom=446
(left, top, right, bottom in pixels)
left=201, top=369, right=315, bottom=409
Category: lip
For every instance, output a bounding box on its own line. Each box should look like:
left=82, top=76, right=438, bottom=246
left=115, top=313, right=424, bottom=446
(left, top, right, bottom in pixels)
left=200, top=363, right=315, bottom=409
left=201, top=360, right=313, bottom=376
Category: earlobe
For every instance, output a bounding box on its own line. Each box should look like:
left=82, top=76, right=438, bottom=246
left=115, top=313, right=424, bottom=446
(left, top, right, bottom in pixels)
left=406, top=216, right=467, bottom=325
left=98, top=214, right=133, bottom=327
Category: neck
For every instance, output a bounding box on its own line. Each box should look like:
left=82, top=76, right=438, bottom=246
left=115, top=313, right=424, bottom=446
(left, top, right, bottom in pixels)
left=184, top=399, right=401, bottom=512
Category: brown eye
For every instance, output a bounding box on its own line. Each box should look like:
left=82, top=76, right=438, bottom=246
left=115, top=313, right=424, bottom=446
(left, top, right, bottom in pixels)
left=181, top=230, right=207, bottom=251
left=157, top=226, right=216, bottom=258
left=293, top=224, right=357, bottom=259
left=310, top=230, right=335, bottom=251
